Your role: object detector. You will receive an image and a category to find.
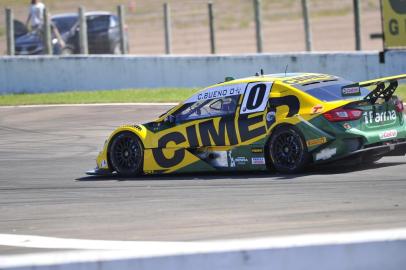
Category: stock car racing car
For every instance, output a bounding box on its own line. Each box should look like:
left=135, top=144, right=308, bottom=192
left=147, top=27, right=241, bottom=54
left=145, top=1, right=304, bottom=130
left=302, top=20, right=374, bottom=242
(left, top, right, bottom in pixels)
left=87, top=72, right=406, bottom=176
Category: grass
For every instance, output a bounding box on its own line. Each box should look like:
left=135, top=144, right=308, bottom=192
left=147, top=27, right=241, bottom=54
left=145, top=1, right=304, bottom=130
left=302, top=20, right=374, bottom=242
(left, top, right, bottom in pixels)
left=0, top=88, right=197, bottom=106
left=0, top=85, right=405, bottom=106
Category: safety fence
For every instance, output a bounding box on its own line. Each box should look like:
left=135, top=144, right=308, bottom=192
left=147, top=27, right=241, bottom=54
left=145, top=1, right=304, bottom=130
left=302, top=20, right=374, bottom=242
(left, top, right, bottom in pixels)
left=2, top=0, right=386, bottom=56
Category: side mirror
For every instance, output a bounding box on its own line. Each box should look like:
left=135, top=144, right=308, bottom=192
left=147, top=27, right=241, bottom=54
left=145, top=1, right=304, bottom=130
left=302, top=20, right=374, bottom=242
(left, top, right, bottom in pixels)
left=165, top=115, right=176, bottom=124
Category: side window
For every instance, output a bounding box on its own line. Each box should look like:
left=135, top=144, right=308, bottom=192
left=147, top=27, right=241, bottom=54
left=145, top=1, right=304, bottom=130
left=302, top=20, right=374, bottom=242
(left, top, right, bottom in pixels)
left=87, top=15, right=110, bottom=32
left=110, top=16, right=118, bottom=28
left=175, top=96, right=239, bottom=122
left=240, top=82, right=273, bottom=114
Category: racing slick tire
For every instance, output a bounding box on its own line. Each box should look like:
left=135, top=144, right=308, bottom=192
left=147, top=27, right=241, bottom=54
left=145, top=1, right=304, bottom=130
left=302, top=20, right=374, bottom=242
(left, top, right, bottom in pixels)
left=268, top=126, right=310, bottom=174
left=109, top=132, right=144, bottom=176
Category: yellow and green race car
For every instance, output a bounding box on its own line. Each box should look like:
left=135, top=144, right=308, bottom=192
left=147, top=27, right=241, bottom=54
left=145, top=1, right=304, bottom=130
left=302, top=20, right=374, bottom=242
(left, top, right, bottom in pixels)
left=87, top=72, right=406, bottom=176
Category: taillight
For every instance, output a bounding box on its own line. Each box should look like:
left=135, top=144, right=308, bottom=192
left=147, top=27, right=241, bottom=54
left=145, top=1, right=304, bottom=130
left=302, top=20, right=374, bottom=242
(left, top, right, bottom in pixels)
left=323, top=108, right=363, bottom=122
left=395, top=99, right=404, bottom=112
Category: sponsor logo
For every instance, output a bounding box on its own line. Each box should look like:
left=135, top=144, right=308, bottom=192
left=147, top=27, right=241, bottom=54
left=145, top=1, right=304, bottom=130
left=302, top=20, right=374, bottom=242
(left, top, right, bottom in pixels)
left=311, top=105, right=324, bottom=114
left=266, top=111, right=276, bottom=122
left=379, top=129, right=398, bottom=140
left=315, top=148, right=337, bottom=161
left=306, top=137, right=327, bottom=147
left=235, top=157, right=249, bottom=165
left=342, top=86, right=361, bottom=96
left=343, top=123, right=352, bottom=130
left=363, top=110, right=397, bottom=124
left=252, top=157, right=266, bottom=165
left=101, top=160, right=107, bottom=168
left=251, top=147, right=264, bottom=153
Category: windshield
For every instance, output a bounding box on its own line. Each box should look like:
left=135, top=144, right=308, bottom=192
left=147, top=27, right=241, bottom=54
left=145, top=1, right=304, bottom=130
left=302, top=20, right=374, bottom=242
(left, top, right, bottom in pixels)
left=299, top=81, right=370, bottom=102
left=52, top=16, right=77, bottom=33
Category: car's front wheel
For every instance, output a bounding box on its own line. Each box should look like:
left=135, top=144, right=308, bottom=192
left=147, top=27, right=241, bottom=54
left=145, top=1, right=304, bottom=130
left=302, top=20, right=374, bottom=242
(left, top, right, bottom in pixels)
left=109, top=132, right=143, bottom=176
left=268, top=126, right=309, bottom=173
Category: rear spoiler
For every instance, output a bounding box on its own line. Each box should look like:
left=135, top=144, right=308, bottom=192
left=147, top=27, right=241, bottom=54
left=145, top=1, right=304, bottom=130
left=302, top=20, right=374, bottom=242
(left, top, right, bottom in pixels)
left=342, top=74, right=406, bottom=104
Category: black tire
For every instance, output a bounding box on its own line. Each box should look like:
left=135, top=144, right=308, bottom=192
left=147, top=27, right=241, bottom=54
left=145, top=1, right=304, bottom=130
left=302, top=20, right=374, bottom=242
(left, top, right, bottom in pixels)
left=268, top=126, right=309, bottom=173
left=109, top=132, right=143, bottom=176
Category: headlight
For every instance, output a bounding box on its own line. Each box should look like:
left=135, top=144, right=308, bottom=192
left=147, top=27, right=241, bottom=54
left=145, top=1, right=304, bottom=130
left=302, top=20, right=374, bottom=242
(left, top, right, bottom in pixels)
left=52, top=38, right=58, bottom=45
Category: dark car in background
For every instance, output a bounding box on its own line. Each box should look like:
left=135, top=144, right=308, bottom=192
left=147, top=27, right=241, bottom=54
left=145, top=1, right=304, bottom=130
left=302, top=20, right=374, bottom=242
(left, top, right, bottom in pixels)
left=15, top=11, right=127, bottom=55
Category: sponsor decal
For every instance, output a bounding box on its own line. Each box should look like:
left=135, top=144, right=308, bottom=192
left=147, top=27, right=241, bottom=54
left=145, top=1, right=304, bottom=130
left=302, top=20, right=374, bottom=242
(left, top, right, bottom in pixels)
left=343, top=123, right=352, bottom=130
left=306, top=137, right=327, bottom=147
left=235, top=157, right=249, bottom=165
left=379, top=129, right=398, bottom=140
left=252, top=157, right=266, bottom=165
left=251, top=147, right=264, bottom=153
left=315, top=148, right=337, bottom=161
left=282, top=74, right=336, bottom=85
left=101, top=160, right=107, bottom=168
left=266, top=111, right=276, bottom=122
left=341, top=86, right=361, bottom=96
left=363, top=110, right=397, bottom=124
left=311, top=105, right=324, bottom=114
left=185, top=83, right=246, bottom=103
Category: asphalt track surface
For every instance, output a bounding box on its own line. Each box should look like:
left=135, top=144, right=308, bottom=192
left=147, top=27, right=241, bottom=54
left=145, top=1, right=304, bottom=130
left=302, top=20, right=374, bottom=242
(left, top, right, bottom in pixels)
left=1, top=105, right=406, bottom=255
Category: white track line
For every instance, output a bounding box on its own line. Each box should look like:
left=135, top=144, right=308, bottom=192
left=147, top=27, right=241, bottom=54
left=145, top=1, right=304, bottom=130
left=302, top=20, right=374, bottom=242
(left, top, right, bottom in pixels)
left=2, top=228, right=406, bottom=251
left=0, top=103, right=178, bottom=109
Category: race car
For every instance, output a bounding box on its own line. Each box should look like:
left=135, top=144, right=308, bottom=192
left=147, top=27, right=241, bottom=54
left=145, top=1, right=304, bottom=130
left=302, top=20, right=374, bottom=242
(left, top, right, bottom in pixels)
left=87, top=72, right=406, bottom=176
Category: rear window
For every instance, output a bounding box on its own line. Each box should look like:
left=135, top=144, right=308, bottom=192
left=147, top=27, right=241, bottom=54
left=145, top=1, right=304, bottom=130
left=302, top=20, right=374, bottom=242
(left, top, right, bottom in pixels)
left=300, top=82, right=370, bottom=102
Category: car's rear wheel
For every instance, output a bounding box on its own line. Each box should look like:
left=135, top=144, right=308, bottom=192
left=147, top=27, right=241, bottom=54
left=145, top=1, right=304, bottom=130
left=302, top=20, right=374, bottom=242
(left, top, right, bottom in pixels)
left=109, top=132, right=143, bottom=176
left=268, top=126, right=309, bottom=173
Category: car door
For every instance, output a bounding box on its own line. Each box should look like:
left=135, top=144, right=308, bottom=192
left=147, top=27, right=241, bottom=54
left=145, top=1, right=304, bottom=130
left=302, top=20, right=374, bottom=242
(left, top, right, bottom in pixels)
left=86, top=15, right=111, bottom=53
left=144, top=84, right=244, bottom=173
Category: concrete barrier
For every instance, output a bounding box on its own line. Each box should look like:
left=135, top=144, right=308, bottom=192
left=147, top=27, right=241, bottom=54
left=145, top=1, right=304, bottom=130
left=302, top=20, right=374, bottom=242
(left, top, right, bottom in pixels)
left=1, top=229, right=406, bottom=270
left=0, top=51, right=405, bottom=94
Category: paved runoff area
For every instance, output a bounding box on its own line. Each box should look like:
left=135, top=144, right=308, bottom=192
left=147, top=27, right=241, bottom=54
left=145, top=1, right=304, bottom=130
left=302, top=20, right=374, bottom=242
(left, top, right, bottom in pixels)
left=1, top=104, right=406, bottom=255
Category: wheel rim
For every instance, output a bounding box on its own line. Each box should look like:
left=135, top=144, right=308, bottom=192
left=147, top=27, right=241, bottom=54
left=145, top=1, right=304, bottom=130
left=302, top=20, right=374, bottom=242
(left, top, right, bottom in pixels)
left=272, top=132, right=303, bottom=169
left=112, top=135, right=142, bottom=172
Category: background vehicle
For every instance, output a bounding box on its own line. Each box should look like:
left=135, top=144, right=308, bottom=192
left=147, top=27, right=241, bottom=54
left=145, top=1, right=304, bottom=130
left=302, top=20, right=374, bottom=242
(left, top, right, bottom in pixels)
left=14, top=12, right=127, bottom=55
left=88, top=73, right=406, bottom=176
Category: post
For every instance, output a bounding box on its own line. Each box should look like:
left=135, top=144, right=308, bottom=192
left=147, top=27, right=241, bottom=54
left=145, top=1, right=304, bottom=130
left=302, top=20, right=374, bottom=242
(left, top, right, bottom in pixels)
left=117, top=5, right=128, bottom=54
left=163, top=3, right=172, bottom=54
left=208, top=2, right=216, bottom=54
left=353, top=0, right=362, bottom=51
left=78, top=6, right=88, bottom=54
left=253, top=0, right=263, bottom=53
left=43, top=8, right=52, bottom=55
left=301, top=0, right=312, bottom=52
left=5, top=8, right=15, bottom=56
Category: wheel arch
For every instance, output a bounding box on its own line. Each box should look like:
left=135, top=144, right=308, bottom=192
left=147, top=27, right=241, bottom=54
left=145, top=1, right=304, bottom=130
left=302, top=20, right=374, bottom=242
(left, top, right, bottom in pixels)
left=106, top=128, right=146, bottom=172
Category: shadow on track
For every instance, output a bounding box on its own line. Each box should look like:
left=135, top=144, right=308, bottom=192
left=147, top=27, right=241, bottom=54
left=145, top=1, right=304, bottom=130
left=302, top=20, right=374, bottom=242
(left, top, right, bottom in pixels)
left=75, top=161, right=405, bottom=182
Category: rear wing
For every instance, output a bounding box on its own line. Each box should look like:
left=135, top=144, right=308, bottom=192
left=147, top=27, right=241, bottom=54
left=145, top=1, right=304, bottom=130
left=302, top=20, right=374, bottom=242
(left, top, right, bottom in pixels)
left=342, top=74, right=406, bottom=104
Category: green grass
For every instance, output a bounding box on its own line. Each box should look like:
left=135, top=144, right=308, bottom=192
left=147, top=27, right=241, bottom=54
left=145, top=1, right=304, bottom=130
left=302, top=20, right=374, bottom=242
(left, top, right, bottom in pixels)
left=0, top=88, right=197, bottom=106
left=0, top=85, right=405, bottom=106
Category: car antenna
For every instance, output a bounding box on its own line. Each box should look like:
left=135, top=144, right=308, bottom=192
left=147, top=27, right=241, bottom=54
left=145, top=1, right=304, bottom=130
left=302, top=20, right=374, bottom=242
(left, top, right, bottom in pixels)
left=284, top=64, right=289, bottom=77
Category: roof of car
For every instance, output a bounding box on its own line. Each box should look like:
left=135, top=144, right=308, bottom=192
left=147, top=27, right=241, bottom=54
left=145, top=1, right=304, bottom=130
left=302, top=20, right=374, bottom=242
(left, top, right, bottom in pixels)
left=52, top=11, right=112, bottom=19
